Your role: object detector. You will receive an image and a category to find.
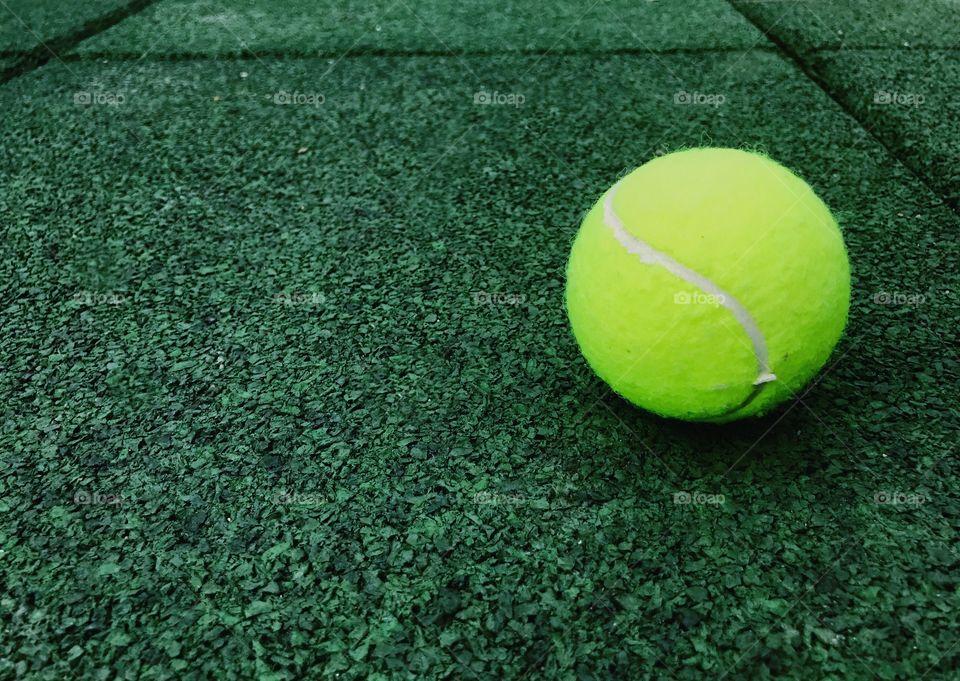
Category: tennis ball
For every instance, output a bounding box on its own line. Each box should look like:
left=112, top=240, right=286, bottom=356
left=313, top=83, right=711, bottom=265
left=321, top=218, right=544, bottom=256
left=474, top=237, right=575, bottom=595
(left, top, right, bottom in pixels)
left=565, top=148, right=850, bottom=422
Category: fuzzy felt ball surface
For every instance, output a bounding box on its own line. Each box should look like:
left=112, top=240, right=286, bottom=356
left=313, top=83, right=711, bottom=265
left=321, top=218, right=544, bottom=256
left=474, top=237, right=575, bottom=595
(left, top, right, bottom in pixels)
left=565, top=147, right=851, bottom=422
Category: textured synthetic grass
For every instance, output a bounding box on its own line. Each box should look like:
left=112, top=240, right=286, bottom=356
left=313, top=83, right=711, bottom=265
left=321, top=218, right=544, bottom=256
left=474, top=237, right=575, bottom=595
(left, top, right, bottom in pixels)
left=2, top=49, right=957, bottom=679
left=0, top=0, right=130, bottom=52
left=731, top=0, right=960, bottom=50
left=72, top=0, right=765, bottom=56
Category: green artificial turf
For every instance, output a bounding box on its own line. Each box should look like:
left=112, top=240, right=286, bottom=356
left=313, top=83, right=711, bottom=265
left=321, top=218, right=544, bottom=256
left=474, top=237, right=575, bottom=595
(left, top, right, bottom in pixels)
left=71, top=0, right=766, bottom=56
left=2, top=45, right=958, bottom=679
left=0, top=0, right=131, bottom=52
left=731, top=0, right=960, bottom=51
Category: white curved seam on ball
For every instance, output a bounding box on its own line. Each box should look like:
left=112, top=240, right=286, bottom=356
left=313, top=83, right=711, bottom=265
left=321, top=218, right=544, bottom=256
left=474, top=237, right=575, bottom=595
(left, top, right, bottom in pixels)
left=604, top=183, right=777, bottom=387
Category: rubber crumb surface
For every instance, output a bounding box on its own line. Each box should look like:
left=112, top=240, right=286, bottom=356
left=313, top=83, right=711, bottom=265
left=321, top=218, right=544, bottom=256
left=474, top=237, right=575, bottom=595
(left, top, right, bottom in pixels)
left=808, top=50, right=960, bottom=210
left=732, top=0, right=960, bottom=51
left=1, top=52, right=958, bottom=680
left=0, top=0, right=130, bottom=52
left=72, top=0, right=766, bottom=56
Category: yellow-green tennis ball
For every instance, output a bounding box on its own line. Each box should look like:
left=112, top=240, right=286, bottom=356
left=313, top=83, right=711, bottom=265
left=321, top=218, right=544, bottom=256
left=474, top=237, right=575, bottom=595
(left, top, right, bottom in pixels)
left=565, top=148, right=850, bottom=422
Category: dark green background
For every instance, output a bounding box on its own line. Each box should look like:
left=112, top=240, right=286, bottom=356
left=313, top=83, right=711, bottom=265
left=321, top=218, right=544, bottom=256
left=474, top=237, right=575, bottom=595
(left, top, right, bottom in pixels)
left=2, top=1, right=958, bottom=679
